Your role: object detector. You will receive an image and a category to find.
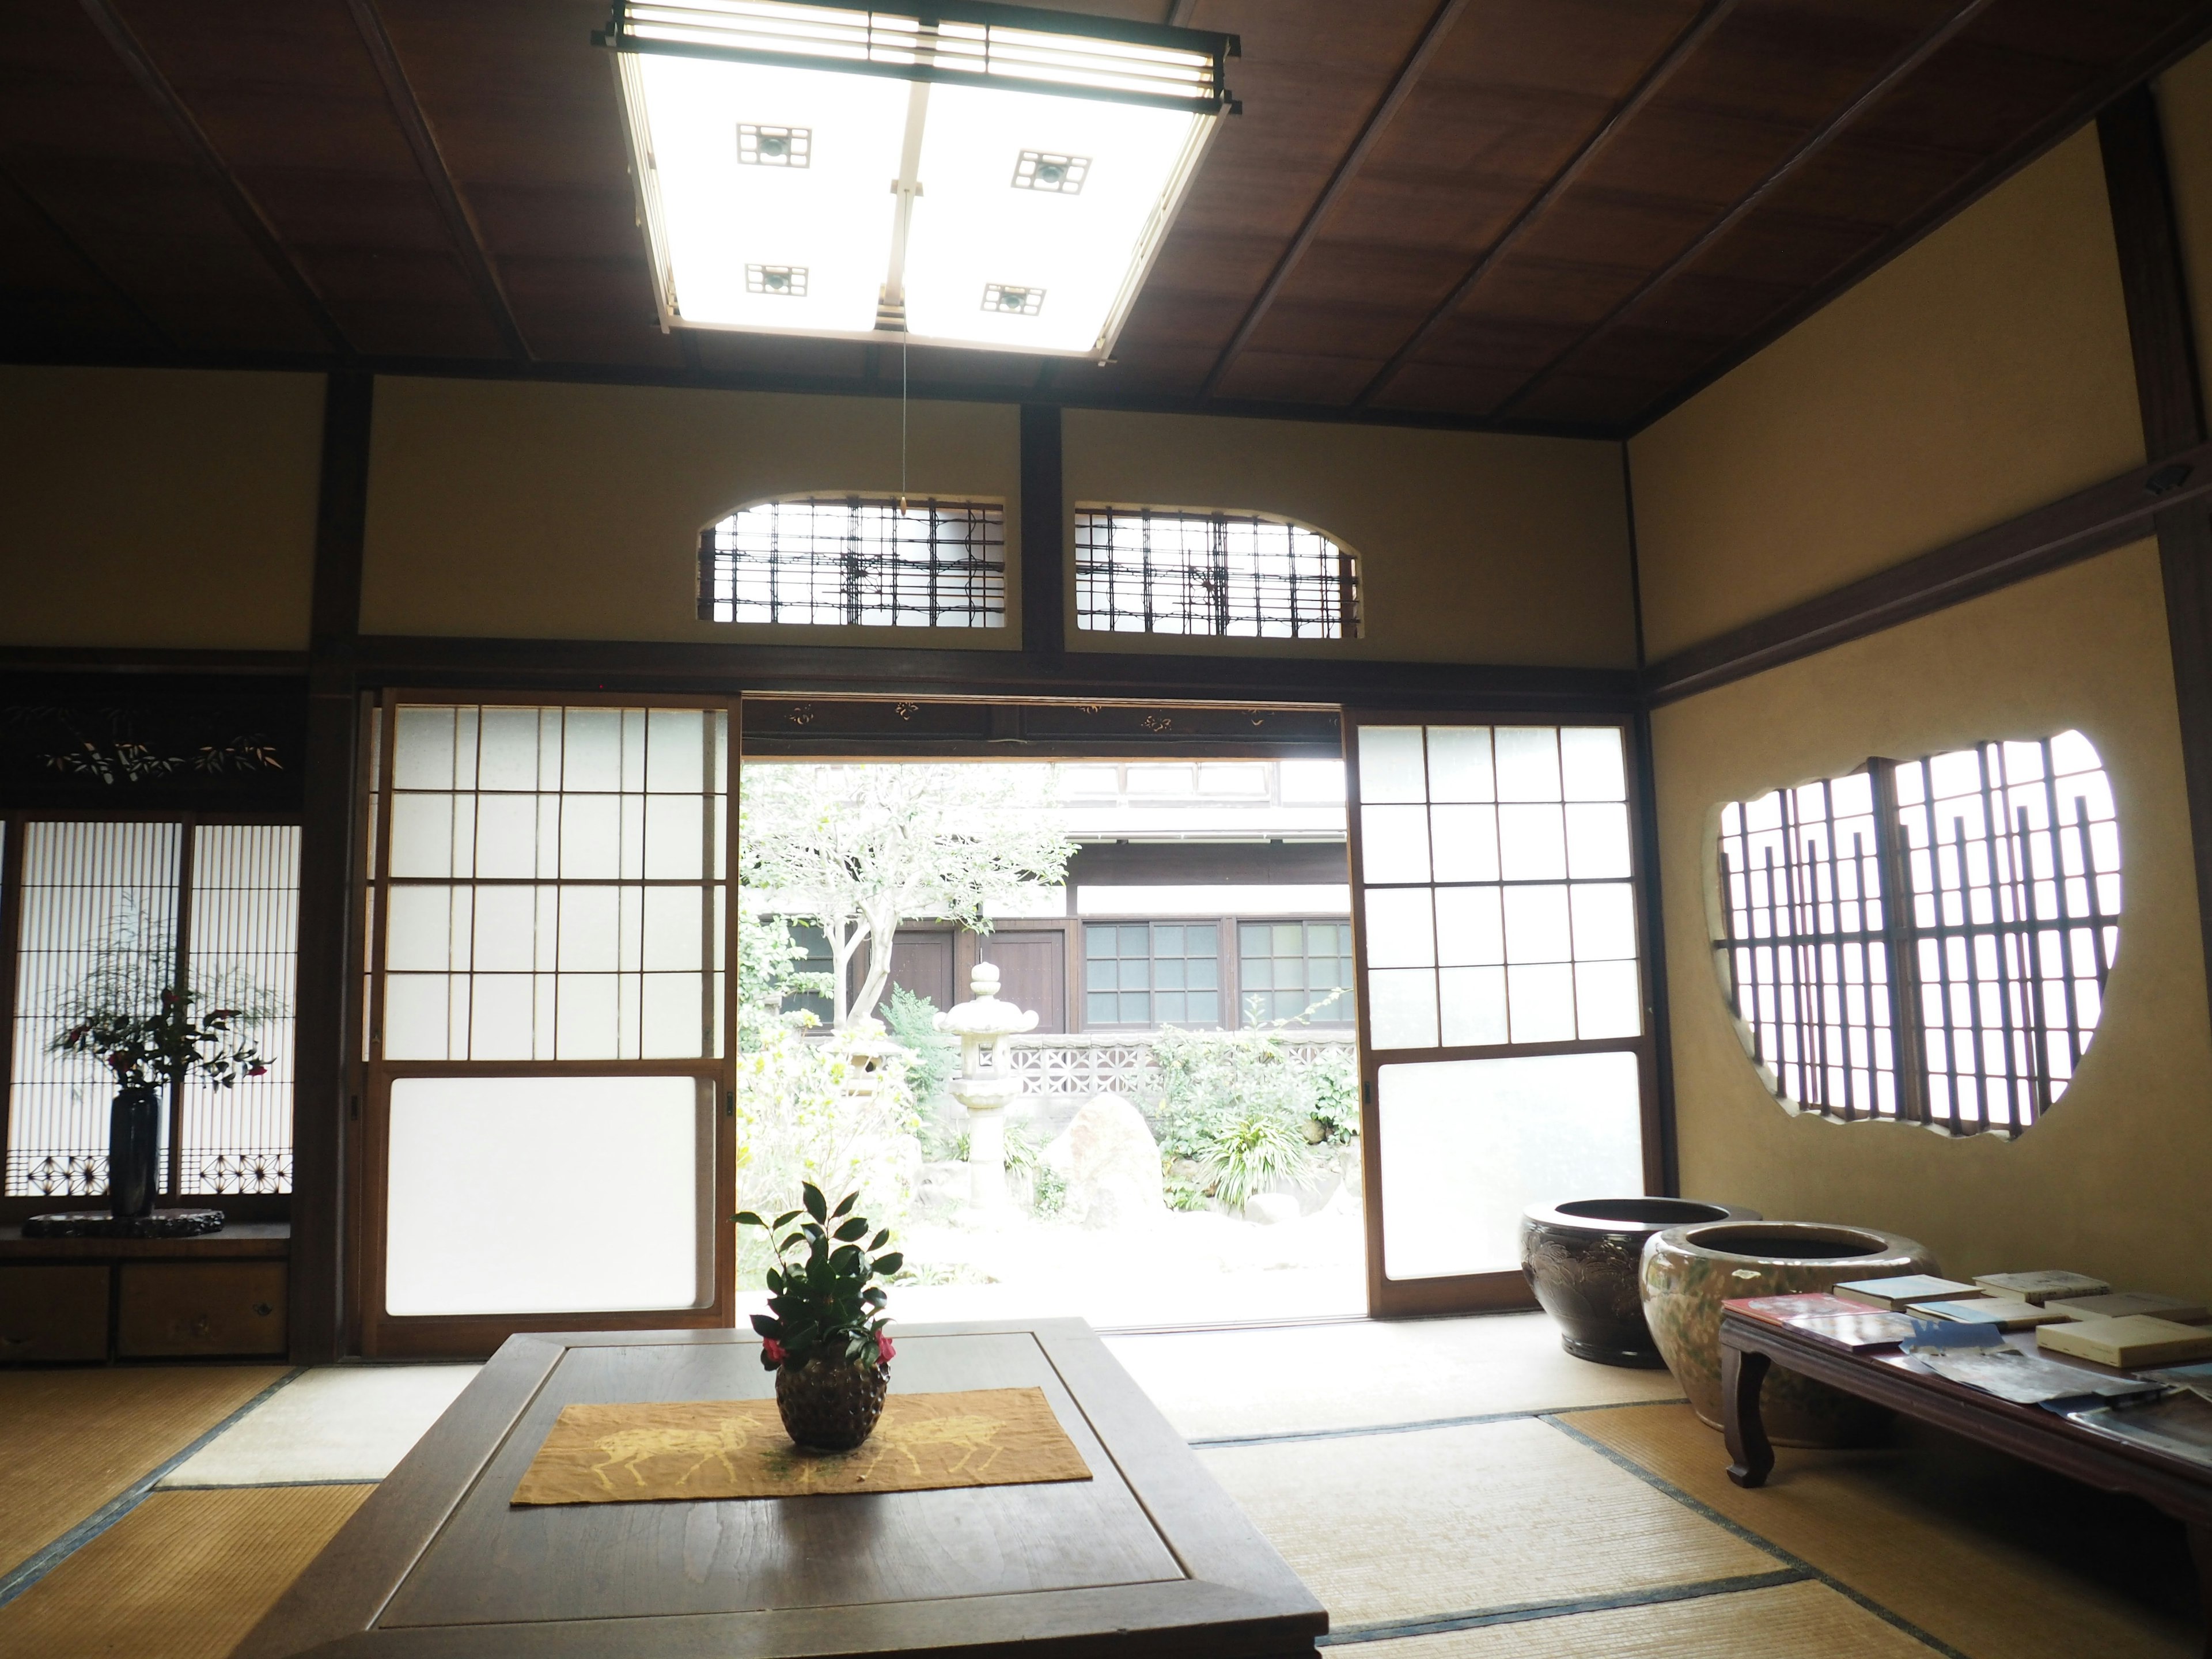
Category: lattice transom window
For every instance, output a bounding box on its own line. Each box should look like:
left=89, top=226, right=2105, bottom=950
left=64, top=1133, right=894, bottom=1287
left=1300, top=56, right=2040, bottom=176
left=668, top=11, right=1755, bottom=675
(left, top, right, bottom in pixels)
left=1715, top=730, right=2120, bottom=1135
left=1074, top=506, right=1359, bottom=639
left=699, top=495, right=1006, bottom=627
left=5, top=817, right=299, bottom=1198
left=375, top=705, right=728, bottom=1062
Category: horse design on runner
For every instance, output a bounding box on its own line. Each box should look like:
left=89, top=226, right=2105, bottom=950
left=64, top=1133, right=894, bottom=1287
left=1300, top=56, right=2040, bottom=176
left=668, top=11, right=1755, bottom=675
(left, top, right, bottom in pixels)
left=586, top=1415, right=757, bottom=1493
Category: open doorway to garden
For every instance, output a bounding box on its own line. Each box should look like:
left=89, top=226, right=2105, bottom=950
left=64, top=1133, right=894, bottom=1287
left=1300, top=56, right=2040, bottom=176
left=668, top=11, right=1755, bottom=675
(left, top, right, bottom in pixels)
left=734, top=753, right=1365, bottom=1328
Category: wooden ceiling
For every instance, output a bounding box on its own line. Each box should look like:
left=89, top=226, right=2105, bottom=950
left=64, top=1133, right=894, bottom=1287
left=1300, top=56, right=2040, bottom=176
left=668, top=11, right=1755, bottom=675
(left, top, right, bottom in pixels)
left=4, top=0, right=2210, bottom=437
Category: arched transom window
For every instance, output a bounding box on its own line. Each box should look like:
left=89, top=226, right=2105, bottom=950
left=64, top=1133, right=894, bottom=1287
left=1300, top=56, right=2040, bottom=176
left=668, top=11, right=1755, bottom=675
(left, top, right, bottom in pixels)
left=1074, top=505, right=1360, bottom=639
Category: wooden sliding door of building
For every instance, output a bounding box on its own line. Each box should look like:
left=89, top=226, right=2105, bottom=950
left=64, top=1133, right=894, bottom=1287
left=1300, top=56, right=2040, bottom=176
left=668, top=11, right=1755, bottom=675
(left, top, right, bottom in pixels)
left=1344, top=715, right=1664, bottom=1317
left=353, top=694, right=738, bottom=1358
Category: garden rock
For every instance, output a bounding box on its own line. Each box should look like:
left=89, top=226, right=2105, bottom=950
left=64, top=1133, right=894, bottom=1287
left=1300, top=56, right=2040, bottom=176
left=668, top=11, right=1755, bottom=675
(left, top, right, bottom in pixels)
left=1061, top=1094, right=1165, bottom=1229
left=1243, top=1192, right=1301, bottom=1226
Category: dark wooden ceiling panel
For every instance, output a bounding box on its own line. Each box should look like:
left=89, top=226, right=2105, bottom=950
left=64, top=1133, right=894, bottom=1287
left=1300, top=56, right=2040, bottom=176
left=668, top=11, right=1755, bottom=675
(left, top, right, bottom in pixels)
left=2, top=0, right=2207, bottom=432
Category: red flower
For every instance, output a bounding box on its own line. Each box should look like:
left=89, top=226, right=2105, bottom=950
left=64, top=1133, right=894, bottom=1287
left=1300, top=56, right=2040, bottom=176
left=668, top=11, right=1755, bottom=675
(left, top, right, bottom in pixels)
left=762, top=1337, right=786, bottom=1366
left=877, top=1332, right=896, bottom=1365
left=245, top=1064, right=268, bottom=1078
left=107, top=1052, right=131, bottom=1073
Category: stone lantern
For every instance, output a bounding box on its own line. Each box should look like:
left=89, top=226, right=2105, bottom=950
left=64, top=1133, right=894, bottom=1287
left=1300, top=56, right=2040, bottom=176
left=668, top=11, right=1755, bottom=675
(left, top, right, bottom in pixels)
left=934, top=961, right=1038, bottom=1210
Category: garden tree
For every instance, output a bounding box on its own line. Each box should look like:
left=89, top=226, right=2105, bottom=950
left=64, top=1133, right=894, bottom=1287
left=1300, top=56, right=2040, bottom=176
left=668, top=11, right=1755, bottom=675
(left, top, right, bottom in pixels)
left=739, top=763, right=1075, bottom=1028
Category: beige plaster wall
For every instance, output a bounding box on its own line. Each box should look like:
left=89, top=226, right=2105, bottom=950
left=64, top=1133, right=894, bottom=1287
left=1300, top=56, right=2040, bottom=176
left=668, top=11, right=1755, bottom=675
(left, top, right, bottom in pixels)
left=1652, top=541, right=2212, bottom=1302
left=2157, top=39, right=2212, bottom=405
left=1628, top=127, right=2144, bottom=662
left=359, top=378, right=1024, bottom=647
left=0, top=365, right=322, bottom=651
left=1062, top=409, right=1635, bottom=668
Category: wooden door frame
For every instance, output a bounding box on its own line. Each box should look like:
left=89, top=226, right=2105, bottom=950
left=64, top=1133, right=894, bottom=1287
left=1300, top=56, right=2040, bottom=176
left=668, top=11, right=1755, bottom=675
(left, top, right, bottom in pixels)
left=351, top=690, right=740, bottom=1359
left=1343, top=711, right=1668, bottom=1320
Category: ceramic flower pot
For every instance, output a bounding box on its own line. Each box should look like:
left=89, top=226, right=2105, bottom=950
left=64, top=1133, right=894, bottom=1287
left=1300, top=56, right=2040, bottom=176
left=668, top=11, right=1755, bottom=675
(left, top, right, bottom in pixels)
left=107, top=1086, right=161, bottom=1220
left=775, top=1355, right=890, bottom=1450
left=1520, top=1198, right=1763, bottom=1367
left=1640, top=1220, right=1936, bottom=1446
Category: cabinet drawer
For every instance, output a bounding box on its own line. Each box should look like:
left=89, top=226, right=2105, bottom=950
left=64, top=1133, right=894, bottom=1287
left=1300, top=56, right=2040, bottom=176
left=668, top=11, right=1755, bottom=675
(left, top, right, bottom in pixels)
left=117, top=1262, right=287, bottom=1357
left=0, top=1266, right=110, bottom=1363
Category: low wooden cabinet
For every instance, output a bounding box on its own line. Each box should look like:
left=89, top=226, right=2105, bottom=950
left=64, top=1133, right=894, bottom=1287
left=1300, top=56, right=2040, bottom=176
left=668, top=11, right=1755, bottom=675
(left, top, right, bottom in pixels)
left=118, top=1262, right=288, bottom=1357
left=0, top=1264, right=109, bottom=1362
left=0, top=1224, right=290, bottom=1363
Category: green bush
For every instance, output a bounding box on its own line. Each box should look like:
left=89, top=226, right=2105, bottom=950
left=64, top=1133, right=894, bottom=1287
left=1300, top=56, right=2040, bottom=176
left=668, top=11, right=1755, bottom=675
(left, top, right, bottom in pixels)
left=882, top=984, right=961, bottom=1156
left=1148, top=1024, right=1356, bottom=1210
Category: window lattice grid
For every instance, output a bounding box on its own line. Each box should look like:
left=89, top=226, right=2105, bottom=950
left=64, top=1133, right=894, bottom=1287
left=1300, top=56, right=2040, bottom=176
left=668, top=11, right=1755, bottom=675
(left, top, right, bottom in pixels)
left=1894, top=734, right=2119, bottom=1132
left=378, top=706, right=729, bottom=1063
left=5, top=820, right=299, bottom=1198
left=1715, top=773, right=1897, bottom=1122
left=698, top=496, right=1006, bottom=628
left=1074, top=507, right=1358, bottom=639
left=1084, top=922, right=1219, bottom=1027
left=1713, top=731, right=2120, bottom=1136
left=1238, top=921, right=1354, bottom=1025
left=1356, top=725, right=1640, bottom=1051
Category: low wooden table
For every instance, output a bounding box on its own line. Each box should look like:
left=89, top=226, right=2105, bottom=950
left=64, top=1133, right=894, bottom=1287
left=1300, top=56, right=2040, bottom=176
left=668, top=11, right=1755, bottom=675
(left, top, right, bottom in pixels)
left=1719, top=1301, right=2212, bottom=1656
left=238, top=1318, right=1325, bottom=1658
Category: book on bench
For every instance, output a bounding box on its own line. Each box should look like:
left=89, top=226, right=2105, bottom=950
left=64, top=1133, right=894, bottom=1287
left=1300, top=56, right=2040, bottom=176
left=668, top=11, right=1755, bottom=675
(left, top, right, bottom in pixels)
left=1833, top=1274, right=1982, bottom=1310
left=2041, top=1292, right=2210, bottom=1325
left=2037, top=1317, right=2212, bottom=1368
left=1974, top=1271, right=2111, bottom=1306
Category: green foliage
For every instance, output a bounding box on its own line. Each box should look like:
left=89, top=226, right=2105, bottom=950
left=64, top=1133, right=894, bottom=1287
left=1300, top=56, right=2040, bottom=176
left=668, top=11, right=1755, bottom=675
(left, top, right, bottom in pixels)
left=736, top=911, right=830, bottom=1049
left=1147, top=1024, right=1357, bottom=1210
left=736, top=1183, right=900, bottom=1373
left=1032, top=1162, right=1069, bottom=1216
left=49, top=898, right=278, bottom=1093
left=881, top=985, right=959, bottom=1153
left=1196, top=1105, right=1317, bottom=1213
left=732, top=1024, right=919, bottom=1286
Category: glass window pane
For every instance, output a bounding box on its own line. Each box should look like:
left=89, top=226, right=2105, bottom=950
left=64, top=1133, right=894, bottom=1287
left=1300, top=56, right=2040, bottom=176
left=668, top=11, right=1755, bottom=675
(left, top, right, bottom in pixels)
left=472, top=885, right=537, bottom=973
left=1559, top=727, right=1627, bottom=801
left=1575, top=960, right=1642, bottom=1039
left=560, top=708, right=623, bottom=791
left=475, top=794, right=541, bottom=879
left=1439, top=965, right=1508, bottom=1047
left=1366, top=967, right=1439, bottom=1049
left=559, top=794, right=622, bottom=879
left=1497, top=804, right=1566, bottom=881
left=1377, top=1053, right=1642, bottom=1278
left=1430, top=805, right=1499, bottom=882
left=1359, top=726, right=1429, bottom=804
left=393, top=707, right=457, bottom=790
left=387, top=793, right=459, bottom=880
left=380, top=974, right=454, bottom=1061
left=1361, top=805, right=1432, bottom=884
left=1502, top=885, right=1571, bottom=964
left=1434, top=885, right=1504, bottom=967
left=1565, top=802, right=1633, bottom=880
left=384, top=1075, right=704, bottom=1315
left=555, top=972, right=620, bottom=1059
left=1493, top=728, right=1562, bottom=802
left=469, top=974, right=535, bottom=1060
left=1569, top=882, right=1638, bottom=962
left=1365, top=889, right=1437, bottom=968
left=1425, top=728, right=1495, bottom=802
left=478, top=709, right=544, bottom=791
left=1507, top=963, right=1578, bottom=1043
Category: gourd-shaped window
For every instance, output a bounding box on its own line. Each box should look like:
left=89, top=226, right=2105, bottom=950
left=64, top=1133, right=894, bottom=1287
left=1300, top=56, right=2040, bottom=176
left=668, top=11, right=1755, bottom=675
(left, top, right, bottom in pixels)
left=1714, top=730, right=2119, bottom=1135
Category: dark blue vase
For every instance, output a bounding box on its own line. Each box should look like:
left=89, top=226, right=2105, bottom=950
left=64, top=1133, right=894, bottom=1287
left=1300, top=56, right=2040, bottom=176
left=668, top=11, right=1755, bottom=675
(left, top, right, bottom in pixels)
left=107, top=1086, right=161, bottom=1219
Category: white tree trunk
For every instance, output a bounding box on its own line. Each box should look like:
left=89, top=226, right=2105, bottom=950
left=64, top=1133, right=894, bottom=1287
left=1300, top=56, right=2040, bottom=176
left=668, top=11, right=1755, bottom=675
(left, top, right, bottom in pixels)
left=847, top=894, right=904, bottom=1027
left=824, top=915, right=867, bottom=1029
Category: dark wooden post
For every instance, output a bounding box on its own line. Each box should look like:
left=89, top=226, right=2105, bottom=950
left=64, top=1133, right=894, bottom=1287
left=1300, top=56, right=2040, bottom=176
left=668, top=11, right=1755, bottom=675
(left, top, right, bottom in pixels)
left=290, top=371, right=373, bottom=1362
left=1020, top=404, right=1065, bottom=663
left=2099, top=85, right=2212, bottom=1036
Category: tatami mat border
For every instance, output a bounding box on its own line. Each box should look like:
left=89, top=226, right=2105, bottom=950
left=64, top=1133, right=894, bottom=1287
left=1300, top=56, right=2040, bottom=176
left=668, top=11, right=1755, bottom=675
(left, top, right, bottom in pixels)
left=1188, top=1395, right=1688, bottom=1449
left=1317, top=1568, right=1812, bottom=1645
left=1540, top=1411, right=1969, bottom=1659
left=0, top=1369, right=303, bottom=1612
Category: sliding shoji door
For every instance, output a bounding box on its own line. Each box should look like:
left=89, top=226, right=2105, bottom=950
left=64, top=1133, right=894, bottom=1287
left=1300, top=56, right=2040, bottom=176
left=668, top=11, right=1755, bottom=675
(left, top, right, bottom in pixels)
left=1345, top=717, right=1664, bottom=1317
left=358, top=696, right=737, bottom=1358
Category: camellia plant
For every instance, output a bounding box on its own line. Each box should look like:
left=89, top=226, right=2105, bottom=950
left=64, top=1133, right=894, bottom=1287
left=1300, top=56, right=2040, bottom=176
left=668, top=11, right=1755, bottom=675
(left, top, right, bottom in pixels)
left=53, top=986, right=268, bottom=1092
left=737, top=1181, right=902, bottom=1374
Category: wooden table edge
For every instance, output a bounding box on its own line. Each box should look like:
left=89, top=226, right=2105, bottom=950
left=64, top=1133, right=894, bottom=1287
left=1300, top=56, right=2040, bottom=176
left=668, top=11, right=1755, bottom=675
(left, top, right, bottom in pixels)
left=236, top=1319, right=1325, bottom=1659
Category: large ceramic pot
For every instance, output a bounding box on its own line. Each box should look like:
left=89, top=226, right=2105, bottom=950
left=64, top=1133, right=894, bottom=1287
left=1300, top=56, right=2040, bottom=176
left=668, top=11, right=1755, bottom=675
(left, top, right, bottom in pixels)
left=1640, top=1220, right=1936, bottom=1446
left=107, top=1086, right=161, bottom=1220
left=775, top=1355, right=890, bottom=1450
left=1521, top=1198, right=1763, bottom=1367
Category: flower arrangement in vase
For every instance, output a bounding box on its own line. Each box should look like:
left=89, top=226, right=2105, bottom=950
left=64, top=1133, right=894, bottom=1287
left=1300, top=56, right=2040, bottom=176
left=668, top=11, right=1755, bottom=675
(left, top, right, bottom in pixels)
left=54, top=986, right=268, bottom=1219
left=736, top=1181, right=903, bottom=1450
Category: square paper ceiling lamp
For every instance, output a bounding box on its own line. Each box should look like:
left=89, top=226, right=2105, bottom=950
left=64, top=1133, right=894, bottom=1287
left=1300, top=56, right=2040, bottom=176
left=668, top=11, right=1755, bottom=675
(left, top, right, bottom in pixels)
left=594, top=0, right=1239, bottom=357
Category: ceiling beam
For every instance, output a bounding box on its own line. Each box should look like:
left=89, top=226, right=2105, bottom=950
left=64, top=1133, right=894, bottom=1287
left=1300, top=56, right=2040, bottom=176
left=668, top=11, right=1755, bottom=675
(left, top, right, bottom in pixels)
left=1199, top=0, right=1468, bottom=398
left=1349, top=0, right=1739, bottom=412
left=1625, top=5, right=2212, bottom=437
left=344, top=0, right=530, bottom=361
left=0, top=162, right=176, bottom=354
left=1491, top=0, right=1991, bottom=420
left=74, top=0, right=352, bottom=356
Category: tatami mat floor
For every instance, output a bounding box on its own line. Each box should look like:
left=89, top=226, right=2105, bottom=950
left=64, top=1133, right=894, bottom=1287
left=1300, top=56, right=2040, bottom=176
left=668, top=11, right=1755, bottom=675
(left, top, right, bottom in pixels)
left=0, top=1312, right=2197, bottom=1657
